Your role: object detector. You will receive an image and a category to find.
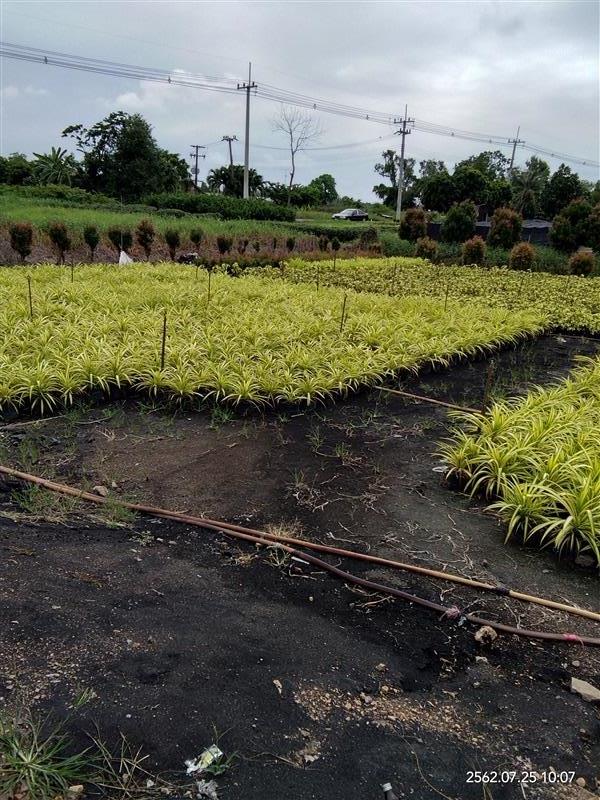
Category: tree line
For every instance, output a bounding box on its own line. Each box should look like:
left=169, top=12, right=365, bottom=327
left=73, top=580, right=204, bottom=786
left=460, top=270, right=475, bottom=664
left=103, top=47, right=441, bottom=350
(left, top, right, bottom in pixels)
left=373, top=149, right=600, bottom=220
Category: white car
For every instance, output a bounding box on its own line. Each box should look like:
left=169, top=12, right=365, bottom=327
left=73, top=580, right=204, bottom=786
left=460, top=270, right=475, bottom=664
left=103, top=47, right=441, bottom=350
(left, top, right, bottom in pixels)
left=331, top=208, right=369, bottom=221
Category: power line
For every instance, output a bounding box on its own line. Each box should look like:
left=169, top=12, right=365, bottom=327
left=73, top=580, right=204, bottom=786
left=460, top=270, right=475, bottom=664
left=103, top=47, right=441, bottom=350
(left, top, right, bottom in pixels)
left=1, top=40, right=597, bottom=169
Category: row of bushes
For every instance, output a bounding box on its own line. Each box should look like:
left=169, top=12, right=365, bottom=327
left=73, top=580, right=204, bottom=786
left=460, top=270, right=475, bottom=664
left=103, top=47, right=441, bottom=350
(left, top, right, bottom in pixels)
left=399, top=205, right=525, bottom=248
left=144, top=192, right=295, bottom=222
left=5, top=219, right=344, bottom=264
left=407, top=235, right=596, bottom=275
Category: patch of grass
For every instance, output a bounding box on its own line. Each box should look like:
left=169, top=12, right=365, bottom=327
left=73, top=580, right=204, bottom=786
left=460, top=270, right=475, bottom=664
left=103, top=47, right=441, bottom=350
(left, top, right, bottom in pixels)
left=0, top=704, right=94, bottom=800
left=9, top=484, right=80, bottom=521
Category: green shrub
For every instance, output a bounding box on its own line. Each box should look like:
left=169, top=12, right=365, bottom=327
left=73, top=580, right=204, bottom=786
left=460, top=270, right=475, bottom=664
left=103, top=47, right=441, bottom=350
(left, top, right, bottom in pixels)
left=135, top=219, right=155, bottom=260
left=8, top=221, right=33, bottom=262
left=83, top=225, right=100, bottom=261
left=237, top=238, right=249, bottom=255
left=550, top=213, right=575, bottom=252
left=157, top=208, right=189, bottom=218
left=359, top=226, right=379, bottom=247
left=509, top=242, right=536, bottom=271
left=107, top=226, right=132, bottom=254
left=190, top=228, right=204, bottom=247
left=318, top=236, right=329, bottom=252
left=533, top=246, right=570, bottom=275
left=462, top=236, right=486, bottom=265
left=488, top=207, right=522, bottom=249
left=286, top=236, right=296, bottom=252
left=164, top=228, right=181, bottom=260
left=47, top=222, right=71, bottom=264
left=145, top=192, right=295, bottom=222
left=380, top=232, right=414, bottom=257
left=216, top=235, right=233, bottom=257
left=398, top=207, right=427, bottom=242
left=441, top=201, right=477, bottom=243
left=415, top=236, right=438, bottom=260
left=569, top=249, right=596, bottom=276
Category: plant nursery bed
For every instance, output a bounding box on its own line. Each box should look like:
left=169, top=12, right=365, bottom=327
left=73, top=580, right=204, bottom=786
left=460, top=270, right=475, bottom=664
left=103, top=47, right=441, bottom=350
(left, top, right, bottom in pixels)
left=0, top=333, right=599, bottom=799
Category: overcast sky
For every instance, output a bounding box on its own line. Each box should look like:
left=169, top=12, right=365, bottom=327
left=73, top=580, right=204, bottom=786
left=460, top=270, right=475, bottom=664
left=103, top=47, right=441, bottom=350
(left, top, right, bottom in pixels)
left=1, top=0, right=598, bottom=200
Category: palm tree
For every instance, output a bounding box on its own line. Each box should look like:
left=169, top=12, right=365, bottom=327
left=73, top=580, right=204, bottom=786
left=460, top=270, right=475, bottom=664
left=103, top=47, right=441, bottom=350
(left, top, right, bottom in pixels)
left=511, top=156, right=550, bottom=219
left=32, top=146, right=78, bottom=186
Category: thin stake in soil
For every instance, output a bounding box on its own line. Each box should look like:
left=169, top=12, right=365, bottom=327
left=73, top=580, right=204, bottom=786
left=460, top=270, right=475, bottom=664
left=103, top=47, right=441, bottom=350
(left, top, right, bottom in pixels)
left=443, top=281, right=450, bottom=312
left=70, top=262, right=74, bottom=283
left=27, top=276, right=33, bottom=320
left=160, top=310, right=167, bottom=371
left=339, top=293, right=348, bottom=333
left=316, top=264, right=320, bottom=291
left=207, top=271, right=212, bottom=305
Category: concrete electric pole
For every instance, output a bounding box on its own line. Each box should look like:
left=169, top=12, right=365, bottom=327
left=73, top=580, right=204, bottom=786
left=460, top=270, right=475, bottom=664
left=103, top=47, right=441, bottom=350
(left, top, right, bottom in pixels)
left=237, top=63, right=257, bottom=199
left=394, top=106, right=414, bottom=222
left=189, top=144, right=206, bottom=191
left=508, top=126, right=525, bottom=173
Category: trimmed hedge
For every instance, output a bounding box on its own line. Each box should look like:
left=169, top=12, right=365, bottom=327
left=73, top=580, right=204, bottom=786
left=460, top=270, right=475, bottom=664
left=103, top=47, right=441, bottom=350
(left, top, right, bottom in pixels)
left=145, top=192, right=295, bottom=222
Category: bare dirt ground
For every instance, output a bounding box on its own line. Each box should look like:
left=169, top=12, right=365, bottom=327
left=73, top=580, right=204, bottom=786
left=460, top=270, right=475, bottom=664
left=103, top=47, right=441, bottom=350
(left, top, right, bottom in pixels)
left=0, top=334, right=599, bottom=799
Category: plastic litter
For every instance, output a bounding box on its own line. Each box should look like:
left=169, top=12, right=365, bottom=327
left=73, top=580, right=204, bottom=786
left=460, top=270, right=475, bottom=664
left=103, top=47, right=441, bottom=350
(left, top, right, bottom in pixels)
left=119, top=249, right=133, bottom=264
left=196, top=779, right=219, bottom=799
left=185, top=745, right=224, bottom=775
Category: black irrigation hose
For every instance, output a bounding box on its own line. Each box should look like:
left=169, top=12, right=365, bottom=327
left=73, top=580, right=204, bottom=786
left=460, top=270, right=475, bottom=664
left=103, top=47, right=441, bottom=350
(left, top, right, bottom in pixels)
left=1, top=465, right=599, bottom=647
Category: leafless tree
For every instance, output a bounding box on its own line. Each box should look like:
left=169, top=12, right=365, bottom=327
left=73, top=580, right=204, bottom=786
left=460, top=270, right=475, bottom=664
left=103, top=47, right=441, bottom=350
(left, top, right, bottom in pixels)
left=272, top=105, right=322, bottom=204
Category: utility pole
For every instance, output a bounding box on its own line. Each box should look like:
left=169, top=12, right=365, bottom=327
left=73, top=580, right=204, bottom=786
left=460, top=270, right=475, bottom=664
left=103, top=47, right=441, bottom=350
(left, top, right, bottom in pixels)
left=394, top=105, right=414, bottom=222
left=190, top=144, right=206, bottom=191
left=222, top=135, right=238, bottom=186
left=508, top=126, right=525, bottom=173
left=237, top=62, right=257, bottom=199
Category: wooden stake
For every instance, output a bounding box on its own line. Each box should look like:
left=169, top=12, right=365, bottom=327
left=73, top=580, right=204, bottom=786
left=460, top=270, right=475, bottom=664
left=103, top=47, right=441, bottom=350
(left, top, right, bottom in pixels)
left=316, top=264, right=320, bottom=290
left=160, top=310, right=167, bottom=370
left=207, top=271, right=212, bottom=305
left=27, top=276, right=33, bottom=320
left=444, top=281, right=450, bottom=312
left=339, top=293, right=348, bottom=333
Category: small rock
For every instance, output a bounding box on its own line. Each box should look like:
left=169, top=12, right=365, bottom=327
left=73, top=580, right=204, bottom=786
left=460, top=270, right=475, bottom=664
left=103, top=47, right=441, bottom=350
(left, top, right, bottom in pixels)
left=67, top=786, right=84, bottom=798
left=375, top=662, right=387, bottom=672
left=474, top=625, right=498, bottom=645
left=575, top=777, right=586, bottom=788
left=572, top=660, right=581, bottom=667
left=93, top=485, right=109, bottom=497
left=475, top=656, right=489, bottom=664
left=571, top=677, right=600, bottom=703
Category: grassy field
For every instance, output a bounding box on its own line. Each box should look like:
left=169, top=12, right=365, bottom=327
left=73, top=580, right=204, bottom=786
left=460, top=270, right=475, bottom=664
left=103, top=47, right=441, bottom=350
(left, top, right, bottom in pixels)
left=0, top=195, right=299, bottom=238
left=0, top=262, right=542, bottom=413
left=279, top=256, right=600, bottom=332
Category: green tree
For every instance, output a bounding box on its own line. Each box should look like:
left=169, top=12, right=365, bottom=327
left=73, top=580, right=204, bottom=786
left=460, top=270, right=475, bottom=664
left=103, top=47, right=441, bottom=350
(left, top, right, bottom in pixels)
left=32, top=146, right=78, bottom=186
left=541, top=163, right=582, bottom=218
left=0, top=153, right=33, bottom=185
left=455, top=150, right=510, bottom=181
left=452, top=166, right=489, bottom=205
left=62, top=111, right=188, bottom=200
left=308, top=173, right=338, bottom=204
left=206, top=164, right=264, bottom=198
left=441, top=201, right=477, bottom=243
left=487, top=179, right=512, bottom=212
left=373, top=150, right=416, bottom=207
left=510, top=156, right=550, bottom=218
left=420, top=172, right=455, bottom=212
